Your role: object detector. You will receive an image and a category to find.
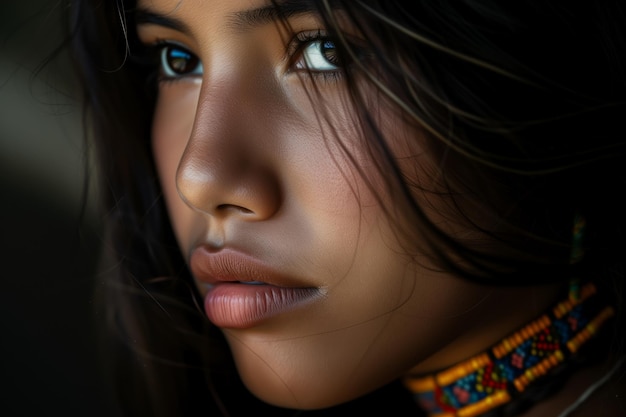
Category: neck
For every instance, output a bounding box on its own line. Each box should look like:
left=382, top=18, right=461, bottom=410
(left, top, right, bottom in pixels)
left=403, top=282, right=616, bottom=417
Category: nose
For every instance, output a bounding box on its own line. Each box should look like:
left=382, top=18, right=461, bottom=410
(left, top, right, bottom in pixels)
left=175, top=71, right=283, bottom=221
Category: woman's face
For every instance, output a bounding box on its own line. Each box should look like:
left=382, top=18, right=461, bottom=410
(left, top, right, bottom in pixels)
left=137, top=0, right=557, bottom=409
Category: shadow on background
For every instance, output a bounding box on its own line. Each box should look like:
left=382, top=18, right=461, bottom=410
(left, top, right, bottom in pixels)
left=1, top=2, right=110, bottom=416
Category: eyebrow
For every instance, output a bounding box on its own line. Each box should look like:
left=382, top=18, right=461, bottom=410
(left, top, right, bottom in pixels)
left=229, top=0, right=320, bottom=31
left=134, top=12, right=184, bottom=34
left=135, top=1, right=325, bottom=34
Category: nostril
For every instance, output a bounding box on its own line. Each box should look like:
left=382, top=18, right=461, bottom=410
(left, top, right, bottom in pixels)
left=216, top=204, right=254, bottom=215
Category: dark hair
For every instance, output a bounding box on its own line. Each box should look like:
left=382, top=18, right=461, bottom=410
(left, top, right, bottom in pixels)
left=70, top=0, right=626, bottom=415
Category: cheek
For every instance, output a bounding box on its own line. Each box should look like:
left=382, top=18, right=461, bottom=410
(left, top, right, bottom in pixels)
left=151, top=81, right=201, bottom=246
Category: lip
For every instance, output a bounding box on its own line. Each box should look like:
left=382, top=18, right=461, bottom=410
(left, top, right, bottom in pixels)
left=190, top=246, right=320, bottom=328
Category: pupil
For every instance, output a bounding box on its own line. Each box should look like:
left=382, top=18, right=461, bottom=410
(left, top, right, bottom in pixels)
left=321, top=40, right=338, bottom=65
left=168, top=48, right=195, bottom=74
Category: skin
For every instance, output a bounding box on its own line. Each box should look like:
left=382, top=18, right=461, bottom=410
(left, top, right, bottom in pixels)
left=137, top=0, right=564, bottom=410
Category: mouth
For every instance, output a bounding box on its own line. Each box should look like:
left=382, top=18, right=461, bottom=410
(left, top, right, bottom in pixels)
left=190, top=246, right=320, bottom=328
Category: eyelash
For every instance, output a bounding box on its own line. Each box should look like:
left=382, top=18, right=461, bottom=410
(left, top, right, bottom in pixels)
left=151, top=40, right=202, bottom=84
left=138, top=31, right=353, bottom=85
left=288, top=30, right=344, bottom=83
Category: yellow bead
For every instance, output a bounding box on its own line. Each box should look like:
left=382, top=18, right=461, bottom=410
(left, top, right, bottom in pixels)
left=568, top=340, right=578, bottom=352
left=493, top=346, right=503, bottom=358
left=536, top=362, right=546, bottom=375
left=503, top=340, right=512, bottom=351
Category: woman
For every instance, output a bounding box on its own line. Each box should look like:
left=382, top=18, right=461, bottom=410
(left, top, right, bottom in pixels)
left=70, top=0, right=626, bottom=415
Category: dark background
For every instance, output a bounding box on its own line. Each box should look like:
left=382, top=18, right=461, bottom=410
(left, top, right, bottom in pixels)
left=1, top=2, right=109, bottom=415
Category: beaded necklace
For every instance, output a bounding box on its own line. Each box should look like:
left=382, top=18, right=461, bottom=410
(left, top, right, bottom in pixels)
left=403, top=282, right=615, bottom=417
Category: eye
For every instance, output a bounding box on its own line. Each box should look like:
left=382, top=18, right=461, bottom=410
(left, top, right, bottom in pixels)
left=293, top=36, right=340, bottom=72
left=160, top=43, right=203, bottom=79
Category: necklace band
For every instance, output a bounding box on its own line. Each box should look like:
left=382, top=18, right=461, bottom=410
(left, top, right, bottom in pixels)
left=403, top=282, right=615, bottom=417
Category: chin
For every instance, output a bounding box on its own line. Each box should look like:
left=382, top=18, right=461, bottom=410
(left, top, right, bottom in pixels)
left=240, top=373, right=364, bottom=410
left=230, top=343, right=389, bottom=410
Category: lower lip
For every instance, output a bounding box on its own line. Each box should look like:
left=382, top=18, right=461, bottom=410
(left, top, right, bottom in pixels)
left=204, top=283, right=319, bottom=329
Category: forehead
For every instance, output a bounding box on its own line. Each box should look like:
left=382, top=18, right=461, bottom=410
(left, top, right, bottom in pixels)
left=136, top=0, right=264, bottom=9
left=135, top=0, right=261, bottom=21
left=135, top=0, right=327, bottom=36
left=135, top=0, right=319, bottom=16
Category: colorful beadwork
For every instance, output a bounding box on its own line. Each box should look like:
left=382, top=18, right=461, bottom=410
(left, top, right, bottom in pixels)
left=403, top=282, right=614, bottom=417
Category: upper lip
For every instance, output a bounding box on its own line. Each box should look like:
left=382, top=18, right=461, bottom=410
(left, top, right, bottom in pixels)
left=190, top=245, right=308, bottom=288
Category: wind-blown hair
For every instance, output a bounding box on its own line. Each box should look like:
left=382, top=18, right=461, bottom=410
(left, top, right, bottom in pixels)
left=69, top=0, right=626, bottom=415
